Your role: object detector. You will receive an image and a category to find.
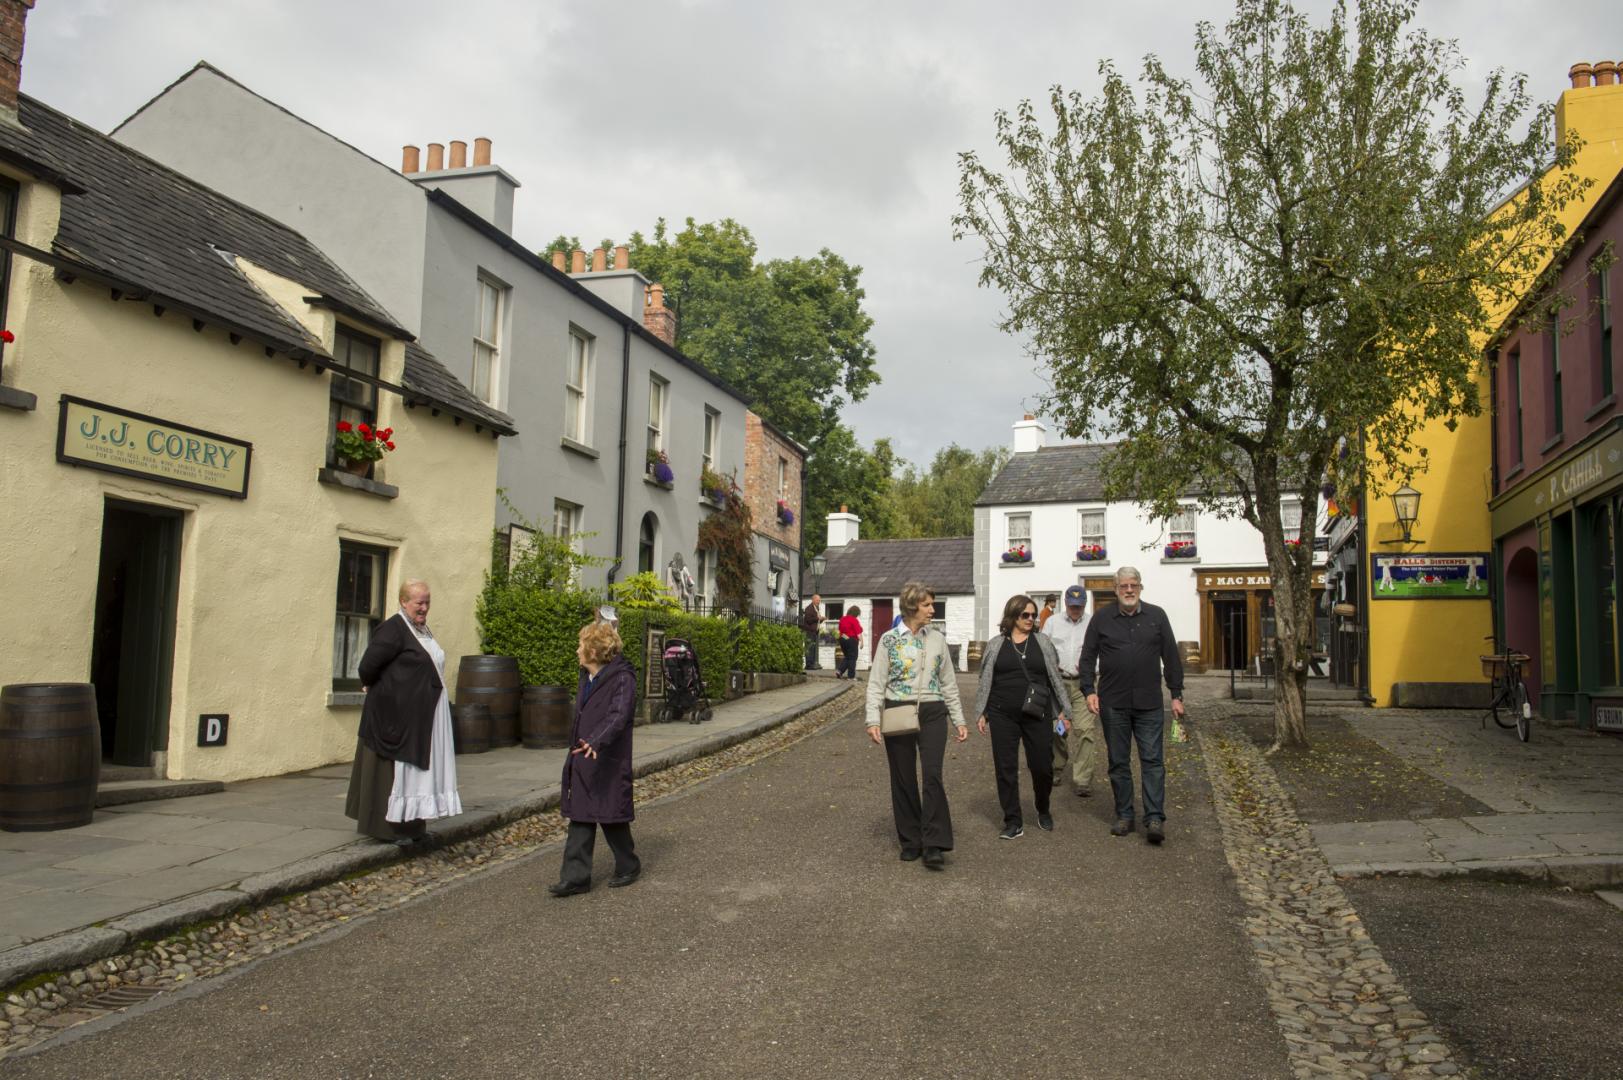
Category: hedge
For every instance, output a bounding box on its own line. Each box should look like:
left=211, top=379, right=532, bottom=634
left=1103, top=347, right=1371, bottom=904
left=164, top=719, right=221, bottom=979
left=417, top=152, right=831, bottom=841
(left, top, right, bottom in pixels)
left=619, top=608, right=734, bottom=696
left=733, top=620, right=805, bottom=675
left=476, top=586, right=597, bottom=687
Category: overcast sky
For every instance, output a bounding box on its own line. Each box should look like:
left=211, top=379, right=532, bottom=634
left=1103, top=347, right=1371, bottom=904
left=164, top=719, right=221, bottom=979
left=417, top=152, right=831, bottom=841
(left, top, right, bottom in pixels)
left=22, top=1, right=1621, bottom=465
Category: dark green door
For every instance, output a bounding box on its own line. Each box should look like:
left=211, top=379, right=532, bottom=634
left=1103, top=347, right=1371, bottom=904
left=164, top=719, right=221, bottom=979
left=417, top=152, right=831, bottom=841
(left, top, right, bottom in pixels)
left=90, top=501, right=182, bottom=767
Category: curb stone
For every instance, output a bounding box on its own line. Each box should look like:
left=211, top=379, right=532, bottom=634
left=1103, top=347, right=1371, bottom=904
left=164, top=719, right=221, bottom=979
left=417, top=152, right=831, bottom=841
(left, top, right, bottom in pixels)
left=1335, top=855, right=1623, bottom=890
left=0, top=682, right=857, bottom=993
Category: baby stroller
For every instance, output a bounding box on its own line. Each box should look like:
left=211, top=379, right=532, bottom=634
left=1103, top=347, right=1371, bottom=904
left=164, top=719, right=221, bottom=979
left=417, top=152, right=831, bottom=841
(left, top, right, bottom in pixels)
left=658, top=638, right=714, bottom=724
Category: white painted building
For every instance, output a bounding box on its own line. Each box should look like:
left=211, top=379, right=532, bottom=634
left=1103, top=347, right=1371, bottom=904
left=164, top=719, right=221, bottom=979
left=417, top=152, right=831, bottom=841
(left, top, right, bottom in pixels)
left=811, top=510, right=975, bottom=672
left=974, top=418, right=1327, bottom=672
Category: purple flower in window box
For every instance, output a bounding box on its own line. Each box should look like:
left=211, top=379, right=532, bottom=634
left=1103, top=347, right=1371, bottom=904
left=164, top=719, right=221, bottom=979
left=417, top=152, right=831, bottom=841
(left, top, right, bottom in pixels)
left=1001, top=546, right=1031, bottom=563
left=653, top=461, right=674, bottom=484
left=1164, top=541, right=1197, bottom=559
left=1076, top=544, right=1106, bottom=561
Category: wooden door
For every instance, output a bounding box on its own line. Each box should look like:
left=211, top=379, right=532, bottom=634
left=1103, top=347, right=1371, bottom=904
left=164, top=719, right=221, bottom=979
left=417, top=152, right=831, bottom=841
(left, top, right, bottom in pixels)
left=870, top=599, right=893, bottom=658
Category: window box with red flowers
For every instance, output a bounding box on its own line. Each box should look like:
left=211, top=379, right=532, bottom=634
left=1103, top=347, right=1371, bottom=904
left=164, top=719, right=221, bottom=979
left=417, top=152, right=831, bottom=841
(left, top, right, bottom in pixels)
left=1075, top=544, right=1107, bottom=562
left=1001, top=546, right=1032, bottom=564
left=334, top=420, right=395, bottom=475
left=1163, top=541, right=1197, bottom=561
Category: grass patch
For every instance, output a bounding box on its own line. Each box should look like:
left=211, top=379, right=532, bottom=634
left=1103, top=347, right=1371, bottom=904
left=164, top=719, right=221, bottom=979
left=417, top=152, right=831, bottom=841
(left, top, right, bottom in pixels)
left=3, top=970, right=64, bottom=998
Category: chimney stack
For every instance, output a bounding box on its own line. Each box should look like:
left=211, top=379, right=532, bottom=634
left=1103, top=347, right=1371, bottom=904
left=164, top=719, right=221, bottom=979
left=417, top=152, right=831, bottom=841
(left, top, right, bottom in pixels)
left=426, top=142, right=445, bottom=171
left=591, top=247, right=607, bottom=272
left=1570, top=62, right=1595, bottom=89
left=1595, top=60, right=1619, bottom=87
left=401, top=145, right=420, bottom=173
left=644, top=283, right=676, bottom=345
left=448, top=140, right=467, bottom=168
left=570, top=249, right=586, bottom=274
left=551, top=251, right=567, bottom=272
left=614, top=244, right=630, bottom=270
left=827, top=506, right=860, bottom=548
left=1012, top=414, right=1048, bottom=454
left=473, top=137, right=492, bottom=165
left=0, top=0, right=35, bottom=118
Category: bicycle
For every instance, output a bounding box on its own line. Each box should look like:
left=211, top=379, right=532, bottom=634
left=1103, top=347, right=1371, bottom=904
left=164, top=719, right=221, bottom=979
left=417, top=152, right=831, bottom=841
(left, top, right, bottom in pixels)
left=1480, top=637, right=1532, bottom=742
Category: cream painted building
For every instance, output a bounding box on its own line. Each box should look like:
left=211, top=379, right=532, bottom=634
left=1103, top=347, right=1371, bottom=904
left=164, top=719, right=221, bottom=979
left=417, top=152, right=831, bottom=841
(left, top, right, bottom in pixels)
left=0, top=91, right=513, bottom=782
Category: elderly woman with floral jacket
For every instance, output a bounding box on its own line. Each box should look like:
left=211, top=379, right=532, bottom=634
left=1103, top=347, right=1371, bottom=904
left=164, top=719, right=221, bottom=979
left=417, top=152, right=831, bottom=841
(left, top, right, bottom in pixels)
left=864, top=582, right=968, bottom=871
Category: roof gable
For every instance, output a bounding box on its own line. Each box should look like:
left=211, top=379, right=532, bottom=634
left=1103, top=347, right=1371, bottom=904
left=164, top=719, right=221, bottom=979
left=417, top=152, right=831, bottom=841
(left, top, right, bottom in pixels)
left=817, top=537, right=974, bottom=596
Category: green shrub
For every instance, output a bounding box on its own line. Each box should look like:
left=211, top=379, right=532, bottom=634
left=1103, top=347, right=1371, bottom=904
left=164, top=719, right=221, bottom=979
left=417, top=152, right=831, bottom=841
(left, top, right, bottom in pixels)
left=734, top=619, right=804, bottom=674
left=477, top=585, right=597, bottom=687
left=619, top=608, right=735, bottom=695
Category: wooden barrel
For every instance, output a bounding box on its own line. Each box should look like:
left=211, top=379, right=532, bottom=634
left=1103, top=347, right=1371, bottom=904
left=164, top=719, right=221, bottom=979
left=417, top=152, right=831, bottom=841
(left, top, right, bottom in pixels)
left=0, top=683, right=102, bottom=832
left=456, top=656, right=520, bottom=747
left=451, top=701, right=491, bottom=755
left=966, top=640, right=984, bottom=673
left=521, top=686, right=572, bottom=749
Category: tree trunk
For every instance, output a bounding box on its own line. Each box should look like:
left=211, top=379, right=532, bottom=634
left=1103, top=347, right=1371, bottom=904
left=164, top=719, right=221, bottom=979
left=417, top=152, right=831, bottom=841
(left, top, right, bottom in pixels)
left=1256, top=482, right=1316, bottom=749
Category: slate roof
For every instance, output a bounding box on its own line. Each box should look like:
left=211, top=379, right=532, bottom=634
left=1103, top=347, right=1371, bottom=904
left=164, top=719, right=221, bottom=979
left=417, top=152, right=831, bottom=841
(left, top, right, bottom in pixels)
left=4, top=96, right=513, bottom=434
left=975, top=443, right=1121, bottom=506
left=817, top=537, right=974, bottom=597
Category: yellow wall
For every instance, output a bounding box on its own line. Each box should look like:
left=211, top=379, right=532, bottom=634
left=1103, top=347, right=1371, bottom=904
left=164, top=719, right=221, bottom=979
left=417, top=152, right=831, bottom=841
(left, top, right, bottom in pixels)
left=0, top=172, right=499, bottom=781
left=1365, top=77, right=1623, bottom=705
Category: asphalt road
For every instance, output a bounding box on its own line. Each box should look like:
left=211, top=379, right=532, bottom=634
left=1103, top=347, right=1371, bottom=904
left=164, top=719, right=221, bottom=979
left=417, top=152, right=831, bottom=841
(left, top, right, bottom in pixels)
left=1341, top=876, right=1623, bottom=1080
left=6, top=694, right=1289, bottom=1079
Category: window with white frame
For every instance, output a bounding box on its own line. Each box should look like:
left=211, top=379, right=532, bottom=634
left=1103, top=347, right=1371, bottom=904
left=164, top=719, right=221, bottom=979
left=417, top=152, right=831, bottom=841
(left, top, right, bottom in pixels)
left=1281, top=500, right=1303, bottom=543
left=552, top=499, right=581, bottom=542
left=702, top=407, right=720, bottom=472
left=777, top=456, right=788, bottom=496
left=565, top=329, right=592, bottom=444
left=695, top=549, right=715, bottom=611
left=1078, top=509, right=1106, bottom=552
left=646, top=375, right=668, bottom=459
left=333, top=541, right=388, bottom=690
left=1007, top=513, right=1031, bottom=551
left=472, top=276, right=505, bottom=406
left=1169, top=508, right=1198, bottom=546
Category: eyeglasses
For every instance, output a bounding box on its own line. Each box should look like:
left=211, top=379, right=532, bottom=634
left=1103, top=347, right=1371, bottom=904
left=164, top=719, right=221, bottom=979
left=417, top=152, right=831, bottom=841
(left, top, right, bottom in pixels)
left=1117, top=584, right=1142, bottom=590
left=1017, top=611, right=1037, bottom=620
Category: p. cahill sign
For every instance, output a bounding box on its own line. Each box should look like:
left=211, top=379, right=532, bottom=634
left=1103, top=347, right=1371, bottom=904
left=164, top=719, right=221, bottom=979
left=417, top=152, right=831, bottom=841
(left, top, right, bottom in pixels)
left=56, top=396, right=253, bottom=499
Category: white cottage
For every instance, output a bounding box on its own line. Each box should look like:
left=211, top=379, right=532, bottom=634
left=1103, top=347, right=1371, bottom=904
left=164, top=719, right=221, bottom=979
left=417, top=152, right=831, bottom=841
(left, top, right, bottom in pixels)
left=973, top=417, right=1327, bottom=672
left=811, top=509, right=975, bottom=672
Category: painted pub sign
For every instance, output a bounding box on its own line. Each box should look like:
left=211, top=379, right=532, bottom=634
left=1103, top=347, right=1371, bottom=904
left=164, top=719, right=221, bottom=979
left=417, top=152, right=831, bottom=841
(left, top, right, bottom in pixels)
left=56, top=396, right=252, bottom=498
left=1370, top=553, right=1490, bottom=600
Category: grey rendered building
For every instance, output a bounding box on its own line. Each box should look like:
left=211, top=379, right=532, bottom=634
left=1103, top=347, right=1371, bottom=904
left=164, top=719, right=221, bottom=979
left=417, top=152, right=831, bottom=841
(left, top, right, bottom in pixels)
left=114, top=63, right=754, bottom=600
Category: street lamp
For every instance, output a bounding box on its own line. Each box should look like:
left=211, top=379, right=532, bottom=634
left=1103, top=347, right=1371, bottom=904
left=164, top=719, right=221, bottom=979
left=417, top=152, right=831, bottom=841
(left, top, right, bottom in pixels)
left=809, top=553, right=827, bottom=589
left=1390, top=484, right=1421, bottom=543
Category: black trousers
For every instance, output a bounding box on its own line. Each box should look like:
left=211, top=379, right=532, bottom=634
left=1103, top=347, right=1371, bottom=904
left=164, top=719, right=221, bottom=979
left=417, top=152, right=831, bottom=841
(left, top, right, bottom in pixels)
left=988, top=707, right=1053, bottom=827
left=559, top=820, right=639, bottom=885
left=839, top=637, right=859, bottom=678
left=882, top=701, right=954, bottom=852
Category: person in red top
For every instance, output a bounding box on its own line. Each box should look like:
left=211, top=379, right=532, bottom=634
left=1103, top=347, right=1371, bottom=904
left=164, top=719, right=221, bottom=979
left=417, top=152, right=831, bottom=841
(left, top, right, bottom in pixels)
left=837, top=606, right=864, bottom=679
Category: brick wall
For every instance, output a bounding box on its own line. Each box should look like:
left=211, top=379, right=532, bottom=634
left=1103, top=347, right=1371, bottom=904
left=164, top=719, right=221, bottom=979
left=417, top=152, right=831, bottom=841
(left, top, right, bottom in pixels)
left=743, top=411, right=803, bottom=552
left=0, top=1, right=34, bottom=114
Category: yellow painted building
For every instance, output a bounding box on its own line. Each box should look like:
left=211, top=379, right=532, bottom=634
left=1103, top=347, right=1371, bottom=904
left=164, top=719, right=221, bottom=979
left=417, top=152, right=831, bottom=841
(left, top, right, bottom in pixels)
left=1338, top=62, right=1623, bottom=707
left=0, top=95, right=513, bottom=781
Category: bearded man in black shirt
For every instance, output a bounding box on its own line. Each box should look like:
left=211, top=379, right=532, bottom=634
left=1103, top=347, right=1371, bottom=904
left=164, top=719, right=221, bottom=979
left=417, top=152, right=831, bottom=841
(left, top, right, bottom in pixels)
left=1078, top=566, right=1186, bottom=845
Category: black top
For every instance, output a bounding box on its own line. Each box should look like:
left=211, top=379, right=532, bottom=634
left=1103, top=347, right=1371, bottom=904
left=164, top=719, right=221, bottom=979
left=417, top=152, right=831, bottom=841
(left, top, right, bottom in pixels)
left=988, top=635, right=1048, bottom=716
left=1078, top=601, right=1184, bottom=710
left=356, top=615, right=444, bottom=770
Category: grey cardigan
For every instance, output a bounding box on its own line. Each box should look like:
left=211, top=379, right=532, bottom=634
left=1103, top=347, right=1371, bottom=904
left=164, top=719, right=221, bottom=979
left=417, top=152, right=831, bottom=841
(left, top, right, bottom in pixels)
left=972, top=633, right=1075, bottom=723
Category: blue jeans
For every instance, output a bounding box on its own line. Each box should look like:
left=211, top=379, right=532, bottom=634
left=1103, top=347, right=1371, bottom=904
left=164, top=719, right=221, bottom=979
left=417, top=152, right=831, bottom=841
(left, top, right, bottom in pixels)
left=1100, top=707, right=1165, bottom=824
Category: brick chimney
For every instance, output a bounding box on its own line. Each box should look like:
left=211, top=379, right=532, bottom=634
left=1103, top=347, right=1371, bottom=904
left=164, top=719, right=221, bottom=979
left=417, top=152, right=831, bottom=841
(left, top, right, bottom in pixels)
left=401, top=145, right=420, bottom=173
left=643, top=282, right=676, bottom=345
left=0, top=0, right=35, bottom=120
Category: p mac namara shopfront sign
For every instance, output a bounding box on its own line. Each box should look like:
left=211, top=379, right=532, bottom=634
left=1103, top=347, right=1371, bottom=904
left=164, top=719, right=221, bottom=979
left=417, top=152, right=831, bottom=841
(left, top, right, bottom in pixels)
left=56, top=396, right=253, bottom=499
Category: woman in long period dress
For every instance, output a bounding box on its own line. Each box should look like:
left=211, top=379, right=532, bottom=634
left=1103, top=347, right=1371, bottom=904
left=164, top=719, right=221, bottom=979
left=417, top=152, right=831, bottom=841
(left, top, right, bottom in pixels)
left=344, top=578, right=461, bottom=845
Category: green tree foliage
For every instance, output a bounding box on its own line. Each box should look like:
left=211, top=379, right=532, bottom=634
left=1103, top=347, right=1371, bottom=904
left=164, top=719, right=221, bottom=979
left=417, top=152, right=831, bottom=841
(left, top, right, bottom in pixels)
left=628, top=218, right=879, bottom=444
left=954, top=0, right=1581, bottom=747
left=881, top=444, right=1009, bottom=539
left=610, top=571, right=681, bottom=611
left=803, top=427, right=899, bottom=546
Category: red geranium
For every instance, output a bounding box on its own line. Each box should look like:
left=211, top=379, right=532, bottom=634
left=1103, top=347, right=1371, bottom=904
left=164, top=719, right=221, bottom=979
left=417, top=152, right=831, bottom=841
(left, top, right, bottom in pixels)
left=336, top=421, right=353, bottom=433
left=0, top=330, right=14, bottom=344
left=385, top=441, right=396, bottom=451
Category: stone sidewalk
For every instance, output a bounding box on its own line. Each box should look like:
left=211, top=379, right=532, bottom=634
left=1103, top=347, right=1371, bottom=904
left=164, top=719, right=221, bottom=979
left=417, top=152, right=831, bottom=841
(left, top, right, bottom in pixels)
left=1311, top=705, right=1623, bottom=888
left=0, top=677, right=853, bottom=985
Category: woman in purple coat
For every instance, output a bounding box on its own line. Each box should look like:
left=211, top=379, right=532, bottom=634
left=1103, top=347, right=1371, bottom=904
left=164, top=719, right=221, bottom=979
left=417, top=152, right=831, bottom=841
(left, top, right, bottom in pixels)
left=549, top=621, right=641, bottom=897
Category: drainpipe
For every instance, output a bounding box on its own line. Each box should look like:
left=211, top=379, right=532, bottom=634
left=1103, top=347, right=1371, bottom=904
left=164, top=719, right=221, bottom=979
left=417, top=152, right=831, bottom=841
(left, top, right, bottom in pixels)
left=605, top=324, right=631, bottom=588
left=1356, top=428, right=1375, bottom=705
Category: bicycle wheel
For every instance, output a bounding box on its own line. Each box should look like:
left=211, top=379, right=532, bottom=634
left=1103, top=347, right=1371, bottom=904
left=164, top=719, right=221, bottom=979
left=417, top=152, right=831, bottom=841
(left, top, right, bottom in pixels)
left=1490, top=682, right=1517, bottom=730
left=1511, top=680, right=1532, bottom=742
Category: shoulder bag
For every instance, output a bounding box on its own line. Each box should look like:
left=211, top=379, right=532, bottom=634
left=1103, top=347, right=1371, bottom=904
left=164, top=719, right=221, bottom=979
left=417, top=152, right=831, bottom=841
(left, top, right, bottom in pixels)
left=1014, top=636, right=1051, bottom=720
left=879, top=632, right=932, bottom=737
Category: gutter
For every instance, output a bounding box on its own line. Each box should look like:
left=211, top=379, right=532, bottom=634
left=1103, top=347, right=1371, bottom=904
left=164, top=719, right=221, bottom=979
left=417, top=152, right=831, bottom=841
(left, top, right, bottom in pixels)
left=606, top=323, right=631, bottom=587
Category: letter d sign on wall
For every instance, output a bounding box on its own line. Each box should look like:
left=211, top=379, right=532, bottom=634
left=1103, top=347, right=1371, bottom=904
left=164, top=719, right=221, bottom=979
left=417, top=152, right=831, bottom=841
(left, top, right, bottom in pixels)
left=197, top=714, right=229, bottom=747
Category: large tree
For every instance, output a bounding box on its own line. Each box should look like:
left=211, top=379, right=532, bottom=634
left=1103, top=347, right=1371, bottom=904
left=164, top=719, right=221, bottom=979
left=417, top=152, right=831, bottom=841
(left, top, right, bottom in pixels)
left=882, top=444, right=1010, bottom=539
left=954, top=0, right=1581, bottom=747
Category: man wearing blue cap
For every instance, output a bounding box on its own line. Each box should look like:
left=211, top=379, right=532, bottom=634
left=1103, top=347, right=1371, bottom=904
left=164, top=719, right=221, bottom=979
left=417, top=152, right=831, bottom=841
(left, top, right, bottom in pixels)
left=1043, top=584, right=1095, bottom=797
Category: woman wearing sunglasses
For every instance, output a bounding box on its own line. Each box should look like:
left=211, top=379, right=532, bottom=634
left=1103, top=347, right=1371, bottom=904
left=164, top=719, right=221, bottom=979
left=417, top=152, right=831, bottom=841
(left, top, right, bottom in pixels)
left=971, top=593, right=1074, bottom=839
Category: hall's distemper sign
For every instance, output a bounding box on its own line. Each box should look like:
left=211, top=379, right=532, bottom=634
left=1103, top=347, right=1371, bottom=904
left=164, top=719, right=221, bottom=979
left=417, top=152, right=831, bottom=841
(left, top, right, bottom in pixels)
left=1370, top=553, right=1489, bottom=600
left=56, top=396, right=253, bottom=499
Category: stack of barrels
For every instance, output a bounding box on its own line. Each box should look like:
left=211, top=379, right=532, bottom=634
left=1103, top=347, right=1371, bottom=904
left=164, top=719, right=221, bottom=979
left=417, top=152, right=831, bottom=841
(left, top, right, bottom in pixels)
left=0, top=683, right=101, bottom=832
left=454, top=656, right=520, bottom=751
